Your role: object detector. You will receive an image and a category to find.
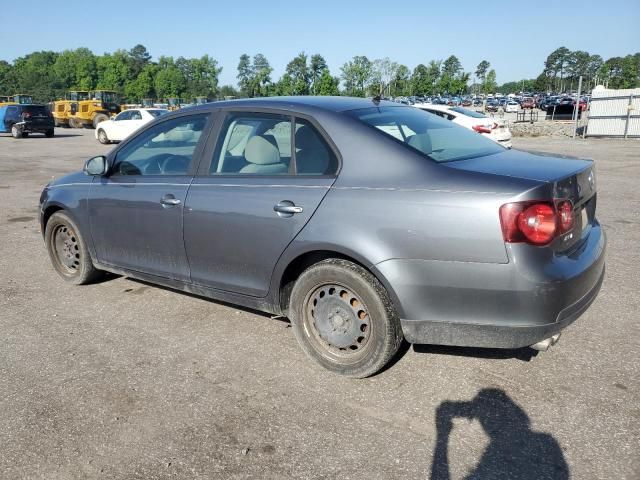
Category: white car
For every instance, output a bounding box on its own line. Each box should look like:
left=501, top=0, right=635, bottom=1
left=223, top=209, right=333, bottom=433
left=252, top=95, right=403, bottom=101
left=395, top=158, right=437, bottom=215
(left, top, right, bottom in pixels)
left=414, top=104, right=512, bottom=149
left=95, top=108, right=168, bottom=144
left=505, top=101, right=519, bottom=113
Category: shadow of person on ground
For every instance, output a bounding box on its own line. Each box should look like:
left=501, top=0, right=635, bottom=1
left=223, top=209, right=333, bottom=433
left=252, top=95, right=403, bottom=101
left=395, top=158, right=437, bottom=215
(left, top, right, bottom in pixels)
left=430, top=388, right=569, bottom=480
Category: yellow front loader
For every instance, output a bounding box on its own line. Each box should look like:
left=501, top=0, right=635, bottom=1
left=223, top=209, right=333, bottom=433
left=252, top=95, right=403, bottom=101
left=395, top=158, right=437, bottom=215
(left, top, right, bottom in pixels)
left=70, top=90, right=121, bottom=128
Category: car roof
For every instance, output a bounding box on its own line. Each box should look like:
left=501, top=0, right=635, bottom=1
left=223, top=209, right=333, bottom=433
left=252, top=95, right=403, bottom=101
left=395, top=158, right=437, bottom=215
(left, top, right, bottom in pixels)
left=176, top=96, right=399, bottom=115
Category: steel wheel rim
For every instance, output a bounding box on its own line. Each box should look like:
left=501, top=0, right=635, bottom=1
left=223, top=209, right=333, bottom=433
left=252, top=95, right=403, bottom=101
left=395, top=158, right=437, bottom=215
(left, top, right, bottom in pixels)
left=52, top=224, right=81, bottom=274
left=303, top=283, right=372, bottom=360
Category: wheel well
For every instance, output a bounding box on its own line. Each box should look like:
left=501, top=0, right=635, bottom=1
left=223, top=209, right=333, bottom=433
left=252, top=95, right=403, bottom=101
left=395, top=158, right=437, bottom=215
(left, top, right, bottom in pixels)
left=278, top=250, right=372, bottom=315
left=42, top=205, right=63, bottom=231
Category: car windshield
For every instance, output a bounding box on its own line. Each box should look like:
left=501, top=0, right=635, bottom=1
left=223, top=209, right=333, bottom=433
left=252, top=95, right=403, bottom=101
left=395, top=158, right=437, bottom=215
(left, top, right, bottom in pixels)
left=147, top=109, right=169, bottom=118
left=450, top=107, right=487, bottom=118
left=347, top=106, right=503, bottom=163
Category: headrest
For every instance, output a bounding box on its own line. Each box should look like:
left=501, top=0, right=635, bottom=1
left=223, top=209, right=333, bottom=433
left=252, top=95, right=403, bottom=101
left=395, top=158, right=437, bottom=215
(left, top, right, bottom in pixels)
left=295, top=126, right=323, bottom=149
left=245, top=135, right=281, bottom=165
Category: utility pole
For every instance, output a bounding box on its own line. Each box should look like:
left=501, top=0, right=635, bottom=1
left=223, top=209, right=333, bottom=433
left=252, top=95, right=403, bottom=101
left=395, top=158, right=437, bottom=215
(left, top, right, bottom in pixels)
left=573, top=76, right=582, bottom=139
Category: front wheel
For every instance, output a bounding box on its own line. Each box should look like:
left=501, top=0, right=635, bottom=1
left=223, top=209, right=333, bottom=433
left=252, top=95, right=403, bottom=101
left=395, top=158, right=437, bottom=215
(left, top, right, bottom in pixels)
left=11, top=125, right=23, bottom=138
left=289, top=259, right=403, bottom=378
left=45, top=211, right=103, bottom=285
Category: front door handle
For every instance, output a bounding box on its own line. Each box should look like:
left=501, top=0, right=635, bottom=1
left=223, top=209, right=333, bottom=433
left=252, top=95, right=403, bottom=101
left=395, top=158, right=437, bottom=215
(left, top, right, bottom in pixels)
left=161, top=194, right=181, bottom=207
left=274, top=200, right=303, bottom=217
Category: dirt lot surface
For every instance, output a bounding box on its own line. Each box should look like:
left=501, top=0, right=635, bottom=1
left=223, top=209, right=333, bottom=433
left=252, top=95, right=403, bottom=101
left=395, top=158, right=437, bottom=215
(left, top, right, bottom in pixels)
left=1, top=129, right=638, bottom=479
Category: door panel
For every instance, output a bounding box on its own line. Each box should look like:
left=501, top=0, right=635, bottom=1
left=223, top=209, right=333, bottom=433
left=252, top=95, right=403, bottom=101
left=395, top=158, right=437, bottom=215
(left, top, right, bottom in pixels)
left=88, top=176, right=191, bottom=279
left=183, top=177, right=333, bottom=296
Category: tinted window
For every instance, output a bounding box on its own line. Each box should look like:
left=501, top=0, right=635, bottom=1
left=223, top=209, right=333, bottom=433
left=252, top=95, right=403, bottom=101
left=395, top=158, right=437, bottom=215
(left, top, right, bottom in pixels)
left=210, top=113, right=291, bottom=175
left=115, top=111, right=131, bottom=121
left=114, top=114, right=208, bottom=176
left=450, top=107, right=486, bottom=118
left=23, top=105, right=49, bottom=115
left=147, top=109, right=168, bottom=118
left=348, top=106, right=503, bottom=163
left=294, top=119, right=338, bottom=175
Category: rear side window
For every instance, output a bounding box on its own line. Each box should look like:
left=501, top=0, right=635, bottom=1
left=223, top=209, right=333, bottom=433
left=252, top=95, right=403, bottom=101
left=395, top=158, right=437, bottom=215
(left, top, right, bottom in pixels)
left=210, top=113, right=292, bottom=175
left=24, top=105, right=49, bottom=115
left=293, top=119, right=338, bottom=175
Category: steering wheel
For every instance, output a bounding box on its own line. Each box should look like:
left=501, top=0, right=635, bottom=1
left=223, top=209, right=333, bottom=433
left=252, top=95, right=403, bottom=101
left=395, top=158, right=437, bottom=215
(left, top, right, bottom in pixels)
left=147, top=153, right=187, bottom=175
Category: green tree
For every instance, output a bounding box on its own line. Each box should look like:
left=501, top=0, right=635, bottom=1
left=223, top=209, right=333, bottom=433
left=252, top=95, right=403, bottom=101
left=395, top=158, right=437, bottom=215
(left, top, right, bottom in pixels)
left=218, top=84, right=240, bottom=99
left=237, top=54, right=253, bottom=97
left=0, top=60, right=13, bottom=93
left=340, top=55, right=372, bottom=96
left=484, top=69, right=497, bottom=94
left=475, top=60, right=490, bottom=93
left=316, top=68, right=340, bottom=96
left=391, top=64, right=410, bottom=97
left=125, top=63, right=157, bottom=100
left=129, top=44, right=152, bottom=78
left=8, top=51, right=60, bottom=101
left=252, top=53, right=272, bottom=97
left=310, top=54, right=328, bottom=94
left=154, top=56, right=186, bottom=99
left=286, top=52, right=310, bottom=95
left=96, top=50, right=132, bottom=91
left=53, top=48, right=96, bottom=91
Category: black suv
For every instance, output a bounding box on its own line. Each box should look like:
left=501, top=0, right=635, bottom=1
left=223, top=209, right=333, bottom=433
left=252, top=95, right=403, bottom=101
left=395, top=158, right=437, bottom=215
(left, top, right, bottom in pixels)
left=4, top=104, right=55, bottom=138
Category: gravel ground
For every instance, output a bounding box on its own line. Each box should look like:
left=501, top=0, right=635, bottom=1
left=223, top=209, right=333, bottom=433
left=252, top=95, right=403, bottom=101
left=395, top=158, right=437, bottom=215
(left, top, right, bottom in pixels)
left=0, top=129, right=638, bottom=479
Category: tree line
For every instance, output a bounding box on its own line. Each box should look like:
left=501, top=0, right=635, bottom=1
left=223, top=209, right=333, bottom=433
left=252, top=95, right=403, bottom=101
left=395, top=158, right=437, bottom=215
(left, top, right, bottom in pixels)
left=1, top=44, right=638, bottom=103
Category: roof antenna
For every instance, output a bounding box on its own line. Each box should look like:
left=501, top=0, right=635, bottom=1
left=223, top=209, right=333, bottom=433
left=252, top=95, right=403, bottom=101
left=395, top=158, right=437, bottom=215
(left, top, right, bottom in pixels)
left=372, top=94, right=381, bottom=104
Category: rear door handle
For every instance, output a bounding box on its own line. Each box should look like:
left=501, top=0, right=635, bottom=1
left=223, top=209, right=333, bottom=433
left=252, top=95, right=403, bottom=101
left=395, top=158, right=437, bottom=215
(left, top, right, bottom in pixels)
left=161, top=194, right=181, bottom=207
left=274, top=201, right=303, bottom=217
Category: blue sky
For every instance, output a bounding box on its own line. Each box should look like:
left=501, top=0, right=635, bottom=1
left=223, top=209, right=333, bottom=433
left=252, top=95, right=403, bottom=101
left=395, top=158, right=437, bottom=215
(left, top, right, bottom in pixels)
left=1, top=0, right=638, bottom=86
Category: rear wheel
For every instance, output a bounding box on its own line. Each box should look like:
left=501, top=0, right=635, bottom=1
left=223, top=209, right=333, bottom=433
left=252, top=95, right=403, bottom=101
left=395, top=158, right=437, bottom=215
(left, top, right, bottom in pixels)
left=69, top=117, right=81, bottom=129
left=97, top=128, right=110, bottom=144
left=289, top=259, right=403, bottom=378
left=11, top=125, right=23, bottom=139
left=45, top=211, right=103, bottom=285
left=92, top=113, right=109, bottom=129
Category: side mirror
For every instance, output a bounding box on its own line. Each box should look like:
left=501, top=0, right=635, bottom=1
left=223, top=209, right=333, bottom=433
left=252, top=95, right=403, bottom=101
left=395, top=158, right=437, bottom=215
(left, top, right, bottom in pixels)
left=83, top=155, right=108, bottom=176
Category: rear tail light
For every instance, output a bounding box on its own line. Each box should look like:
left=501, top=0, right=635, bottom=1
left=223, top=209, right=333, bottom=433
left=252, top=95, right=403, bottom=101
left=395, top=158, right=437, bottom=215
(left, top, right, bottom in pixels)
left=499, top=200, right=574, bottom=246
left=22, top=112, right=31, bottom=119
left=492, top=122, right=498, bottom=130
left=472, top=124, right=492, bottom=134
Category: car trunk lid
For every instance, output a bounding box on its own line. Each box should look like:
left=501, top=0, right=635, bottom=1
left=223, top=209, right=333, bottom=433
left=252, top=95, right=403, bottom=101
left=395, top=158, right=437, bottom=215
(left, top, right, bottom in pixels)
left=446, top=149, right=596, bottom=251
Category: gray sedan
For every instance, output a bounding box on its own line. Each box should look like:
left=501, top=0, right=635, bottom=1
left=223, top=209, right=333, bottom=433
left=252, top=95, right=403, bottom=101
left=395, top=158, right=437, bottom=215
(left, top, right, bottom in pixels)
left=39, top=97, right=606, bottom=377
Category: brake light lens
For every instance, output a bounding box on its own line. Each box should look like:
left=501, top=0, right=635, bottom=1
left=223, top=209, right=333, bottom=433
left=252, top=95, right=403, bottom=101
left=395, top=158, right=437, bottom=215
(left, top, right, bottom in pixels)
left=22, top=111, right=31, bottom=119
left=472, top=124, right=492, bottom=134
left=499, top=200, right=574, bottom=246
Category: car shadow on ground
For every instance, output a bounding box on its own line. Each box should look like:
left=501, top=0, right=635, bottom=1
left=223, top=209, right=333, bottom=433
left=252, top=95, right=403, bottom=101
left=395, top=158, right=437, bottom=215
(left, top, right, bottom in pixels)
left=429, top=388, right=569, bottom=479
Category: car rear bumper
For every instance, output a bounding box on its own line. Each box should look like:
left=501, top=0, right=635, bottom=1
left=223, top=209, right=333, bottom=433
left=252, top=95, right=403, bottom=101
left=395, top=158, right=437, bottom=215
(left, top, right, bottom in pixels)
left=376, top=223, right=606, bottom=348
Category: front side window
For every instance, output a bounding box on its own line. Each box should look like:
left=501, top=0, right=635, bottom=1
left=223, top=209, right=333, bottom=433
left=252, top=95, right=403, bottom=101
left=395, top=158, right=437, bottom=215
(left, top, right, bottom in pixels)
left=115, top=111, right=131, bottom=121
left=210, top=113, right=291, bottom=175
left=347, top=106, right=503, bottom=163
left=130, top=110, right=142, bottom=120
left=113, top=114, right=208, bottom=176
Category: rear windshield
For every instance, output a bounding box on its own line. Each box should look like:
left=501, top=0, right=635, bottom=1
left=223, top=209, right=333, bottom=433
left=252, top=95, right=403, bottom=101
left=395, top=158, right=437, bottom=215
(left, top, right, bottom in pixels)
left=23, top=105, right=49, bottom=115
left=147, top=109, right=169, bottom=118
left=346, top=106, right=503, bottom=163
left=450, top=106, right=486, bottom=118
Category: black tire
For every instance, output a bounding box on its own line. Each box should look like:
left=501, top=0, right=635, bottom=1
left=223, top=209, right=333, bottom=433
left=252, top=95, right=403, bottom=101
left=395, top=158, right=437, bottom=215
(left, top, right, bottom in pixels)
left=289, top=259, right=403, bottom=378
left=45, top=211, right=103, bottom=285
left=45, top=129, right=54, bottom=138
left=97, top=128, right=110, bottom=144
left=92, top=113, right=109, bottom=129
left=22, top=132, right=29, bottom=138
left=11, top=124, right=23, bottom=139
